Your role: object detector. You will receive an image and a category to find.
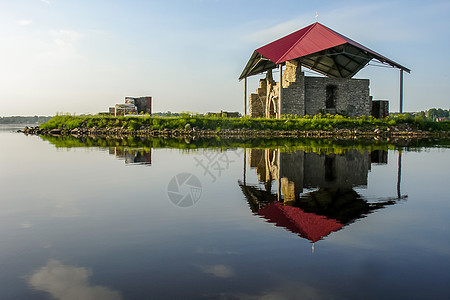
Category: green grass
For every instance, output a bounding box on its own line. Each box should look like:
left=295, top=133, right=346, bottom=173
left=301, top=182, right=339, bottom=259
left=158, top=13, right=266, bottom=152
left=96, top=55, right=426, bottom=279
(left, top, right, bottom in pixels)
left=39, top=114, right=450, bottom=132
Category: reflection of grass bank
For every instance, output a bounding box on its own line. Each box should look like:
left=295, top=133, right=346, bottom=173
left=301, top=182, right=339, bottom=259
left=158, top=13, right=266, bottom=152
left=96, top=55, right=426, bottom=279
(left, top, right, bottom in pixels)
left=39, top=114, right=450, bottom=132
left=40, top=135, right=450, bottom=154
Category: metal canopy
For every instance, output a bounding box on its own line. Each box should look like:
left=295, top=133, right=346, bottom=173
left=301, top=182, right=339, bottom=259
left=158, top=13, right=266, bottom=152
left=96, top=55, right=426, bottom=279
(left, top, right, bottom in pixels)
left=239, top=22, right=410, bottom=80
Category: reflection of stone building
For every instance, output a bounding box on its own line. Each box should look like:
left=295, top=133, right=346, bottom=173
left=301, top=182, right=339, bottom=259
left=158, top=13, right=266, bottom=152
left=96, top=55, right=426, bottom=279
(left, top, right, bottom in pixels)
left=109, top=148, right=152, bottom=165
left=240, top=148, right=401, bottom=245
left=248, top=148, right=375, bottom=199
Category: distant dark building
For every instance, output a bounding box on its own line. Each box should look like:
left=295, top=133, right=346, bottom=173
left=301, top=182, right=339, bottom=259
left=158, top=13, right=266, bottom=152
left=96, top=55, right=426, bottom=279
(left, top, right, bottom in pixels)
left=125, top=97, right=152, bottom=115
left=112, top=96, right=152, bottom=116
left=205, top=111, right=241, bottom=118
left=371, top=99, right=389, bottom=119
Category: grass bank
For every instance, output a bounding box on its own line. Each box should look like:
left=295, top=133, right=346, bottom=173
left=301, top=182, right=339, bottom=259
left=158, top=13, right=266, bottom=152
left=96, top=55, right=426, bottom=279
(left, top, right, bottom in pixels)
left=38, top=114, right=450, bottom=132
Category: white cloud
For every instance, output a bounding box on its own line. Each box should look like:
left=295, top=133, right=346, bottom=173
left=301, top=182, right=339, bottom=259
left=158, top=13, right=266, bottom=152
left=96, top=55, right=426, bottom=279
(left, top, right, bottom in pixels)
left=245, top=18, right=308, bottom=44
left=40, top=0, right=50, bottom=4
left=51, top=29, right=83, bottom=43
left=17, top=20, right=33, bottom=26
left=39, top=29, right=84, bottom=60
left=28, top=260, right=122, bottom=300
left=245, top=3, right=415, bottom=45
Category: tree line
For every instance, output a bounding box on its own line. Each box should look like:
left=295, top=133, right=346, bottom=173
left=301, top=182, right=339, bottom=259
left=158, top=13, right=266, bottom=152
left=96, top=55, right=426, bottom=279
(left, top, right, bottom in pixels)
left=0, top=116, right=53, bottom=124
left=426, top=108, right=449, bottom=121
left=400, top=108, right=449, bottom=121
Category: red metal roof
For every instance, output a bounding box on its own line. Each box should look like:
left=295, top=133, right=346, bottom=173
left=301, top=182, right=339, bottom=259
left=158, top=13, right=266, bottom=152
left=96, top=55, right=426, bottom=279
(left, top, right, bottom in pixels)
left=239, top=22, right=410, bottom=80
left=258, top=202, right=344, bottom=243
left=256, top=23, right=347, bottom=64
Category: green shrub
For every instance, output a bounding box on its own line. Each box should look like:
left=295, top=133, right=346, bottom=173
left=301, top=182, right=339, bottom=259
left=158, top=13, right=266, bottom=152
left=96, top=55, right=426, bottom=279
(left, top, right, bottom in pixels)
left=128, top=120, right=140, bottom=130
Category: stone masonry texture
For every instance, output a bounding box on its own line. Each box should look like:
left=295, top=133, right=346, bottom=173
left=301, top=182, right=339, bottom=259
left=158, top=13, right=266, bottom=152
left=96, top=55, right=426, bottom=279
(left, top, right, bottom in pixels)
left=249, top=59, right=372, bottom=118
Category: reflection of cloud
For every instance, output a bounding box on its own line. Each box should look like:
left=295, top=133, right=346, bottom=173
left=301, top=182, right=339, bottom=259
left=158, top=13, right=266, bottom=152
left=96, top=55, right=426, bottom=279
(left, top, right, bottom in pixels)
left=41, top=243, right=52, bottom=249
left=201, top=264, right=234, bottom=278
left=28, top=260, right=122, bottom=300
left=21, top=222, right=32, bottom=228
left=196, top=247, right=238, bottom=255
left=52, top=196, right=81, bottom=218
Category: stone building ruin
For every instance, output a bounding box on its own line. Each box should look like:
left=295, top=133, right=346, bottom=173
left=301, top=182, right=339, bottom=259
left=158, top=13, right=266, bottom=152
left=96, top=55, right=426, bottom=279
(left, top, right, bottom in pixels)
left=249, top=60, right=370, bottom=118
left=240, top=22, right=410, bottom=118
left=111, top=96, right=152, bottom=116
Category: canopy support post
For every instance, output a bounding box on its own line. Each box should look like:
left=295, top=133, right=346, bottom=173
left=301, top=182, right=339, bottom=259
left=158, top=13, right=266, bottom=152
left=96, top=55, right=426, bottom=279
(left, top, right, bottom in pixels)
left=278, top=64, right=283, bottom=119
left=244, top=77, right=247, bottom=116
left=397, top=151, right=402, bottom=199
left=243, top=149, right=247, bottom=185
left=277, top=150, right=281, bottom=201
left=399, top=69, right=404, bottom=114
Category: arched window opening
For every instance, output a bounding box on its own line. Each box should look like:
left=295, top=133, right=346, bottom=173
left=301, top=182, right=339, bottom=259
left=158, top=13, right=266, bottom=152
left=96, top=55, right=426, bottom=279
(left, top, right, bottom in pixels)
left=326, top=85, right=337, bottom=109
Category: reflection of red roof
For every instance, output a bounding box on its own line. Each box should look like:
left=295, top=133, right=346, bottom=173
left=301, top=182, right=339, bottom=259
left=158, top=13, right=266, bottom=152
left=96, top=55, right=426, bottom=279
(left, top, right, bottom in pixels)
left=257, top=202, right=344, bottom=242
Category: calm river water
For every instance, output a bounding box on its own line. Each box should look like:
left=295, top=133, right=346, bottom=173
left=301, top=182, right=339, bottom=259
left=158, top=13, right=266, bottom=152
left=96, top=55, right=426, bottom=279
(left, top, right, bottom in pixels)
left=0, top=124, right=449, bottom=299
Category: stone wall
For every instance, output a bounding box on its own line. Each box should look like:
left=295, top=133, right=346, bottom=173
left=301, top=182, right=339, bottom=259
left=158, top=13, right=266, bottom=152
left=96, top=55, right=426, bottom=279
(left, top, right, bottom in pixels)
left=266, top=81, right=279, bottom=118
left=370, top=150, right=388, bottom=164
left=282, top=60, right=305, bottom=116
left=248, top=149, right=280, bottom=183
left=249, top=71, right=279, bottom=118
left=248, top=59, right=371, bottom=118
left=249, top=94, right=264, bottom=118
left=304, top=77, right=370, bottom=116
left=112, top=147, right=152, bottom=165
left=249, top=78, right=268, bottom=118
left=303, top=150, right=370, bottom=189
left=115, top=103, right=136, bottom=116
left=248, top=149, right=266, bottom=182
left=371, top=100, right=389, bottom=118
left=247, top=149, right=371, bottom=201
left=125, top=96, right=152, bottom=115
left=280, top=150, right=304, bottom=203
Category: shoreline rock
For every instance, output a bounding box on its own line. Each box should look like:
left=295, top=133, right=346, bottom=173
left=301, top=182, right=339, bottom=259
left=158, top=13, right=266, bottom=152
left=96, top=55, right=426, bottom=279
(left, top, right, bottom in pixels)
left=18, top=125, right=450, bottom=140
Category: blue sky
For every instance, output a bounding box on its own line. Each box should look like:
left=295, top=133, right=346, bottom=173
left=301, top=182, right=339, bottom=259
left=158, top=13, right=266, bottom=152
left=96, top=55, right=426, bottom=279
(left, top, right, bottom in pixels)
left=0, top=0, right=449, bottom=115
